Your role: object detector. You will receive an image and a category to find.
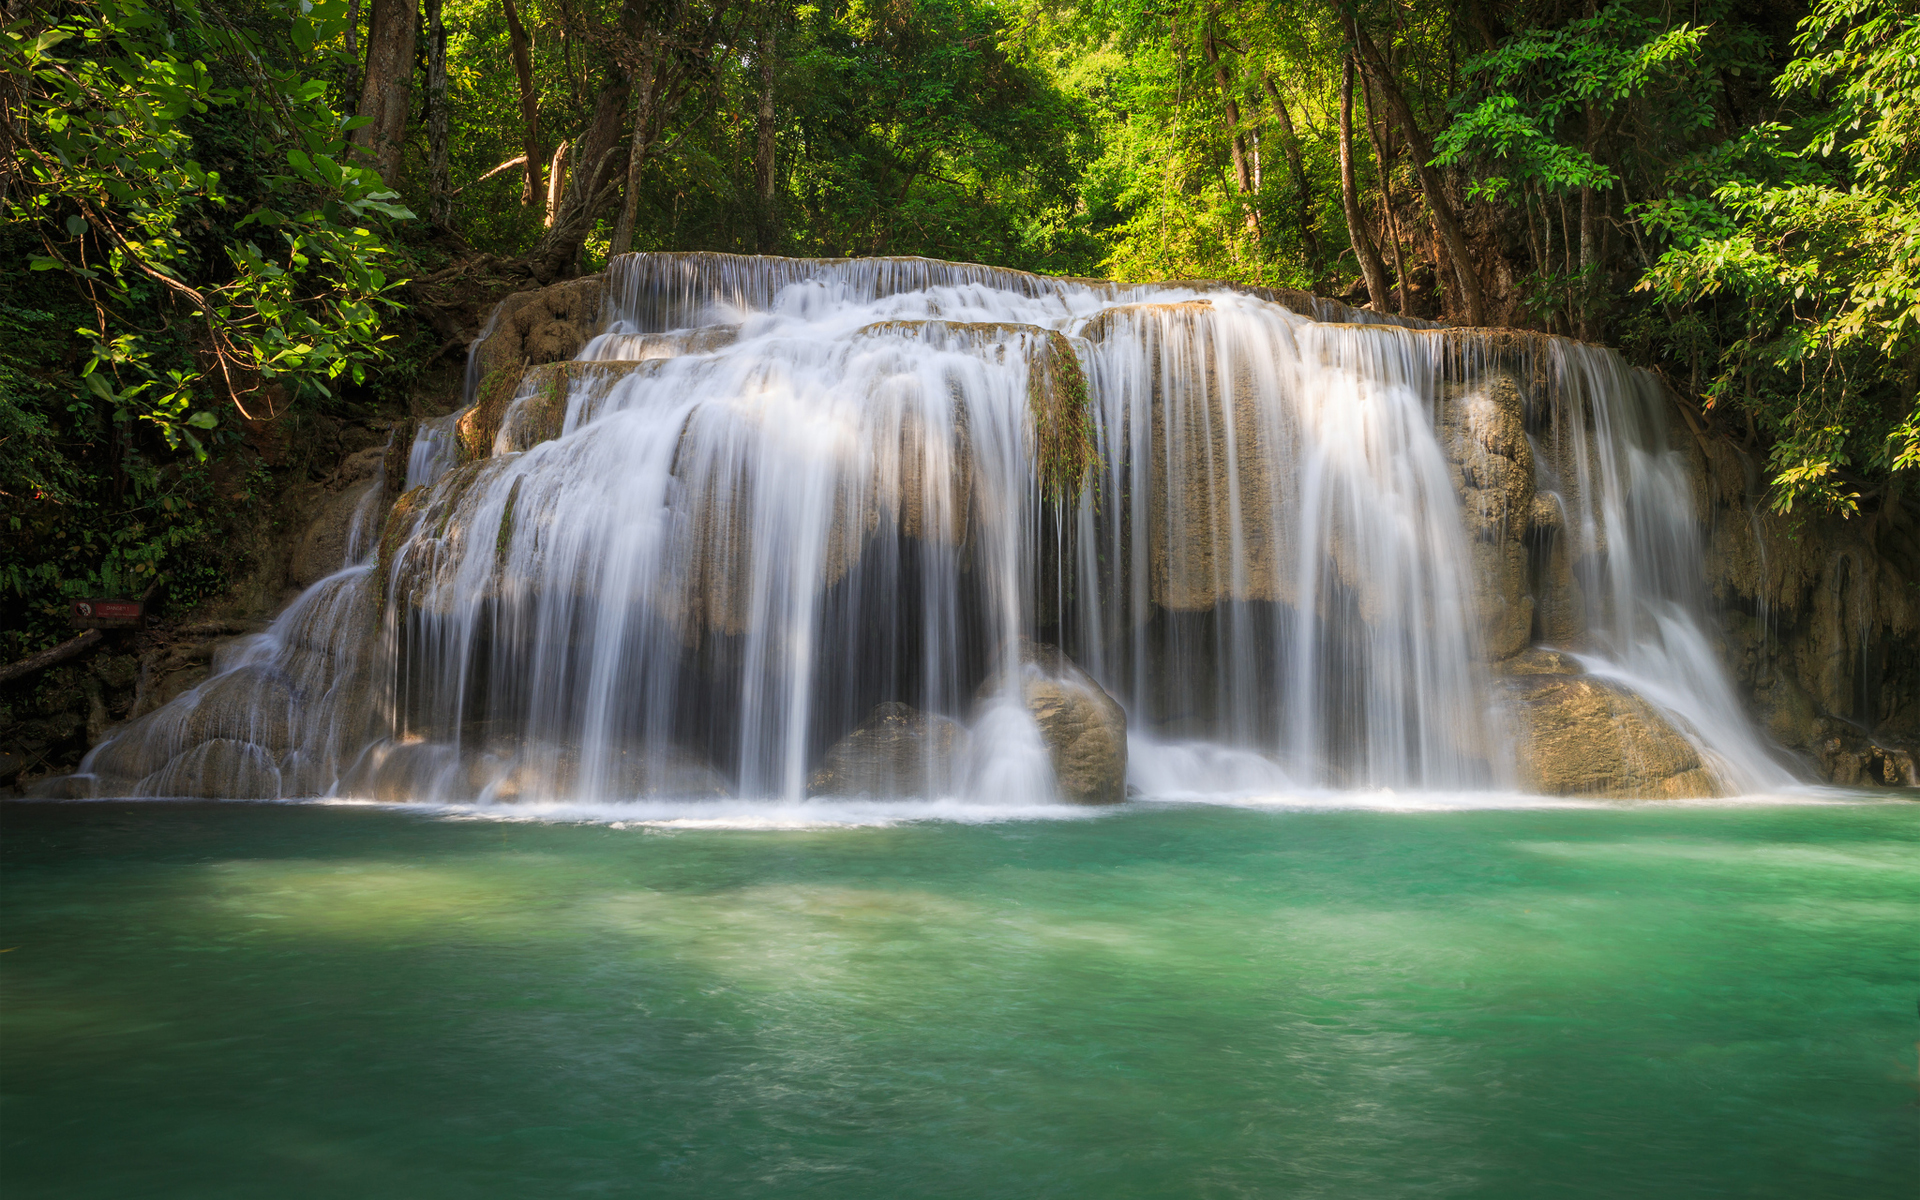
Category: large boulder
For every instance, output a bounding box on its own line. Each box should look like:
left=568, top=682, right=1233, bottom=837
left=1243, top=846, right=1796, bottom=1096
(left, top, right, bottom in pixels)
left=983, top=643, right=1128, bottom=804
left=1501, top=670, right=1717, bottom=798
left=810, top=702, right=968, bottom=797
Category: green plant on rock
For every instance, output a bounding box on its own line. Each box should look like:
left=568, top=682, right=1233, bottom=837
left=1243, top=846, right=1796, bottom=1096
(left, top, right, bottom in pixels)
left=1031, top=331, right=1097, bottom=501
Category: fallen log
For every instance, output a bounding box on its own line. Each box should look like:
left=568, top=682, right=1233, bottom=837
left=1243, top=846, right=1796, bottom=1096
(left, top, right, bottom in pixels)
left=0, top=629, right=104, bottom=687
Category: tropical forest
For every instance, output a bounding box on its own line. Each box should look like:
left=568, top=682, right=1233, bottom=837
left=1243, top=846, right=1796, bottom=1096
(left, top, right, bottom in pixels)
left=2, top=0, right=1916, bottom=1194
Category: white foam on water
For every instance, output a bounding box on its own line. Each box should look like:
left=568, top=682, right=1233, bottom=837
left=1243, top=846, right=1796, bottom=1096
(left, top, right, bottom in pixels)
left=312, top=793, right=1117, bottom=829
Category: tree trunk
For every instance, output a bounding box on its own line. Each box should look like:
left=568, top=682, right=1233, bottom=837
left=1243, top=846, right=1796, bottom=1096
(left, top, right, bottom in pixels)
left=1339, top=55, right=1391, bottom=310
left=350, top=0, right=419, bottom=185
left=1348, top=19, right=1485, bottom=325
left=545, top=139, right=570, bottom=227
left=0, top=630, right=104, bottom=687
left=1360, top=74, right=1410, bottom=314
left=503, top=0, right=542, bottom=206
left=345, top=0, right=364, bottom=113
left=1201, top=23, right=1258, bottom=234
left=609, top=36, right=665, bottom=258
left=1201, top=30, right=1251, bottom=193
left=755, top=12, right=778, bottom=253
left=426, top=0, right=450, bottom=225
left=1262, top=77, right=1322, bottom=265
left=523, top=80, right=632, bottom=283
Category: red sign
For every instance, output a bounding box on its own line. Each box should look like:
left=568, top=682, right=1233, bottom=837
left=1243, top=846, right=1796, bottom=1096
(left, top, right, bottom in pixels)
left=71, top=598, right=144, bottom=627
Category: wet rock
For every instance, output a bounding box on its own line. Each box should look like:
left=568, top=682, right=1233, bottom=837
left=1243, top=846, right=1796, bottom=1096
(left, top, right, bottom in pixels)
left=1493, top=646, right=1582, bottom=676
left=478, top=742, right=730, bottom=801
left=290, top=477, right=380, bottom=587
left=293, top=444, right=387, bottom=585
left=809, top=702, right=968, bottom=797
left=471, top=275, right=608, bottom=383
left=182, top=665, right=295, bottom=756
left=143, top=738, right=282, bottom=799
left=1502, top=673, right=1718, bottom=798
left=341, top=737, right=730, bottom=802
left=1085, top=303, right=1289, bottom=613
left=1440, top=372, right=1536, bottom=661
left=1814, top=733, right=1917, bottom=789
left=984, top=643, right=1128, bottom=804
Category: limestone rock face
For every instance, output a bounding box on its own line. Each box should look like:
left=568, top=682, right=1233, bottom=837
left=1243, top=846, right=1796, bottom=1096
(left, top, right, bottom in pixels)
left=1502, top=672, right=1717, bottom=798
left=1695, top=434, right=1920, bottom=781
left=984, top=643, right=1128, bottom=804
left=1492, top=647, right=1581, bottom=676
left=474, top=742, right=730, bottom=801
left=143, top=738, right=282, bottom=800
left=1814, top=734, right=1917, bottom=789
left=809, top=702, right=968, bottom=797
left=1440, top=372, right=1537, bottom=660
left=472, top=275, right=607, bottom=384
left=289, top=446, right=387, bottom=587
left=1082, top=303, right=1289, bottom=613
left=342, top=738, right=730, bottom=802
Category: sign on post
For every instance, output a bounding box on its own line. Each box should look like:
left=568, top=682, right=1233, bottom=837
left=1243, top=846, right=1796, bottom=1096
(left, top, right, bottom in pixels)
left=70, top=599, right=145, bottom=629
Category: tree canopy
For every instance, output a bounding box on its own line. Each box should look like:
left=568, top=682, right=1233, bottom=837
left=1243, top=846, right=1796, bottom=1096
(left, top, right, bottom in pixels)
left=3, top=0, right=1917, bottom=661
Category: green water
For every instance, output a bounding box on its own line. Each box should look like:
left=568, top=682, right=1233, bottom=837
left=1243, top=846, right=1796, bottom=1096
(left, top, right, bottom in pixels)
left=2, top=799, right=1916, bottom=1197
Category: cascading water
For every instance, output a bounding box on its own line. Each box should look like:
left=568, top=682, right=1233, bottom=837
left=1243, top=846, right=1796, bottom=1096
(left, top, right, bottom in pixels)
left=79, top=253, right=1801, bottom=805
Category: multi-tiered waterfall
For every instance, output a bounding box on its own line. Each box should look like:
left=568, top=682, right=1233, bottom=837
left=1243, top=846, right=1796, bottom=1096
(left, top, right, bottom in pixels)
left=78, top=254, right=1800, bottom=806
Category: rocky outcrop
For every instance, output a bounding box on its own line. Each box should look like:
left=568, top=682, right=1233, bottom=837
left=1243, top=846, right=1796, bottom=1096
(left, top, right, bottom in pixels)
left=983, top=643, right=1128, bottom=804
left=288, top=446, right=387, bottom=587
left=1439, top=369, right=1537, bottom=660
left=1500, top=667, right=1717, bottom=799
left=341, top=737, right=730, bottom=802
left=809, top=702, right=968, bottom=797
left=471, top=274, right=607, bottom=385
left=1682, top=433, right=1920, bottom=785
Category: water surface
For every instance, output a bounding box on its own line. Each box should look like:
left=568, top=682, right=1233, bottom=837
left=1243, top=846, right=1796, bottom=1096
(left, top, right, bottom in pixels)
left=3, top=798, right=1916, bottom=1197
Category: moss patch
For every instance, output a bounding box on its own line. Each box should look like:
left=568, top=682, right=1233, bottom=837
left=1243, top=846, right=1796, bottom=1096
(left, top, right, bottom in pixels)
left=456, top=366, right=526, bottom=464
left=496, top=476, right=524, bottom=574
left=1031, top=331, right=1098, bottom=501
left=375, top=486, right=429, bottom=614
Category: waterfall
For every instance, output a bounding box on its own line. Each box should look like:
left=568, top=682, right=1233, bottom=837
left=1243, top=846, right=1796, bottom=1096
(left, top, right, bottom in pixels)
left=79, top=253, right=1800, bottom=804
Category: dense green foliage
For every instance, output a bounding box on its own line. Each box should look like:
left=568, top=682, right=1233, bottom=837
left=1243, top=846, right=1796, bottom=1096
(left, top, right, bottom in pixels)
left=1638, top=0, right=1920, bottom=512
left=3, top=0, right=1917, bottom=669
left=2, top=0, right=408, bottom=659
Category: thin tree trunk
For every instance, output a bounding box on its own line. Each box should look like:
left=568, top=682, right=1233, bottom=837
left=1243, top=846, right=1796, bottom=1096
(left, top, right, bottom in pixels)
left=1262, top=77, right=1322, bottom=265
left=1201, top=23, right=1258, bottom=234
left=545, top=139, right=570, bottom=227
left=608, top=41, right=662, bottom=259
left=350, top=0, right=419, bottom=185
left=345, top=0, right=364, bottom=112
left=426, top=0, right=450, bottom=225
left=503, top=0, right=542, bottom=205
left=1360, top=73, right=1410, bottom=314
left=755, top=12, right=778, bottom=253
left=1347, top=18, right=1485, bottom=325
left=1202, top=30, right=1251, bottom=193
left=1339, top=55, right=1390, bottom=310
